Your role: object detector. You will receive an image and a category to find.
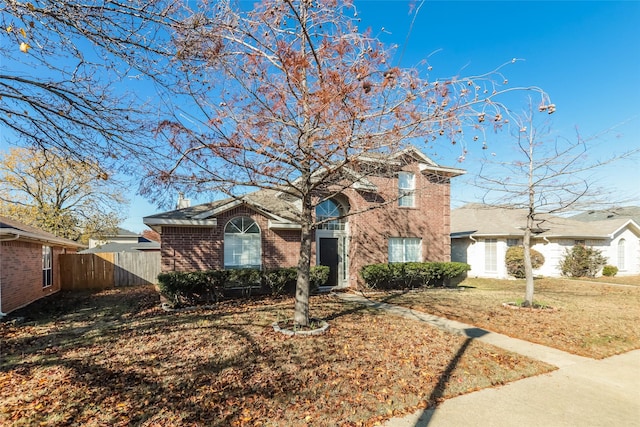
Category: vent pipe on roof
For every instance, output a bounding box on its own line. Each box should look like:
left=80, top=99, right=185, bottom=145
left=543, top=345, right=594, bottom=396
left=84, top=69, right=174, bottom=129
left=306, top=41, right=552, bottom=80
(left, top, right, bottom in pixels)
left=177, top=192, right=191, bottom=209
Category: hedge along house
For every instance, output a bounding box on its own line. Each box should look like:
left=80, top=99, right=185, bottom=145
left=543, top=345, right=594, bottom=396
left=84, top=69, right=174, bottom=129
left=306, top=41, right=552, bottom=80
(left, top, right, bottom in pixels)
left=451, top=204, right=640, bottom=278
left=0, top=216, right=84, bottom=316
left=143, top=148, right=465, bottom=288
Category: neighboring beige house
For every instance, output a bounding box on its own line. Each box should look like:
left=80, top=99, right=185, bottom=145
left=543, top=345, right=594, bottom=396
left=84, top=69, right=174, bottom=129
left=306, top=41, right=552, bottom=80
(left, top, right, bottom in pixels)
left=88, top=228, right=141, bottom=248
left=86, top=228, right=160, bottom=253
left=144, top=148, right=465, bottom=288
left=451, top=205, right=640, bottom=278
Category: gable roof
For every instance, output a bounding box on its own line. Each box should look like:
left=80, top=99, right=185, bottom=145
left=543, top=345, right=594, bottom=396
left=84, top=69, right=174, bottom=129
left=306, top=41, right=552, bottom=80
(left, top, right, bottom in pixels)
left=144, top=147, right=464, bottom=231
left=451, top=204, right=640, bottom=240
left=143, top=189, right=301, bottom=231
left=0, top=216, right=85, bottom=248
left=570, top=206, right=640, bottom=225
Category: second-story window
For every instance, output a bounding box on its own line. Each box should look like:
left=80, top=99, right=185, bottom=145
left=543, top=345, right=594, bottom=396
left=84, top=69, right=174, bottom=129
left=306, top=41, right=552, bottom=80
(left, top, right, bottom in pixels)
left=398, top=172, right=415, bottom=207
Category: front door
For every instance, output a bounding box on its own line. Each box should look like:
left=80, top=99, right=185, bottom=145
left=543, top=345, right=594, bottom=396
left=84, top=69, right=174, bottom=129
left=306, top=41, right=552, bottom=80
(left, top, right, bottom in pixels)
left=319, top=237, right=339, bottom=286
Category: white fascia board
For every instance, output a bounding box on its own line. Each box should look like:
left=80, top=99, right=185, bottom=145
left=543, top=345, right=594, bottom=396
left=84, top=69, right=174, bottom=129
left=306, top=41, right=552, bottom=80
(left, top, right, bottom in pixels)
left=608, top=219, right=640, bottom=238
left=0, top=228, right=85, bottom=248
left=419, top=164, right=466, bottom=177
left=268, top=220, right=301, bottom=230
left=142, top=218, right=218, bottom=227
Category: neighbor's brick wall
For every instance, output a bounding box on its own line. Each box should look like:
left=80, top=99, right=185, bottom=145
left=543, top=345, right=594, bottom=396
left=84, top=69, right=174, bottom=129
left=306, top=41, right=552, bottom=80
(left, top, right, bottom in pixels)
left=346, top=164, right=452, bottom=286
left=0, top=241, right=62, bottom=314
left=160, top=206, right=301, bottom=272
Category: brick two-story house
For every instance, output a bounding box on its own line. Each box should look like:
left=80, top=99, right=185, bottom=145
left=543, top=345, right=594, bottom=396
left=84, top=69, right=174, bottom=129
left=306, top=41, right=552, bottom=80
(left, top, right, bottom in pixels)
left=1, top=216, right=84, bottom=316
left=143, top=148, right=465, bottom=288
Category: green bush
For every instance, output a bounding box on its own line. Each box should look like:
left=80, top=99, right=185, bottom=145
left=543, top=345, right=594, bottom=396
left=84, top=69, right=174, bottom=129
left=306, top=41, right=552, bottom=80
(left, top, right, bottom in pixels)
left=359, top=262, right=470, bottom=290
left=157, top=270, right=228, bottom=306
left=310, top=265, right=330, bottom=290
left=159, top=266, right=330, bottom=305
left=505, top=246, right=545, bottom=279
left=602, top=265, right=618, bottom=277
left=559, top=245, right=607, bottom=278
left=263, top=267, right=298, bottom=296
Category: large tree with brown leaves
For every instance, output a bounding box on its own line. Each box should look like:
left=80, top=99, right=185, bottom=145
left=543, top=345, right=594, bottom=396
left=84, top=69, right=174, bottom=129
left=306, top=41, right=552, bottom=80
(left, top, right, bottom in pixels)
left=142, top=0, right=551, bottom=325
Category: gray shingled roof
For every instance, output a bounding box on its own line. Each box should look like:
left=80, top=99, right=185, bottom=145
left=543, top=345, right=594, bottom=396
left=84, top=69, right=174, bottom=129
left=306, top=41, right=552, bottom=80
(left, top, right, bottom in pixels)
left=0, top=215, right=85, bottom=248
left=79, top=241, right=160, bottom=253
left=451, top=204, right=640, bottom=239
left=144, top=189, right=301, bottom=222
left=144, top=147, right=465, bottom=227
left=570, top=206, right=640, bottom=225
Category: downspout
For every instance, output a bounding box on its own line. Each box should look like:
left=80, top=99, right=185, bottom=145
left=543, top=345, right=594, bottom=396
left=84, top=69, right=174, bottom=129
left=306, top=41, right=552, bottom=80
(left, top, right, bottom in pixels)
left=469, top=235, right=477, bottom=243
left=543, top=236, right=550, bottom=244
left=0, top=233, right=21, bottom=317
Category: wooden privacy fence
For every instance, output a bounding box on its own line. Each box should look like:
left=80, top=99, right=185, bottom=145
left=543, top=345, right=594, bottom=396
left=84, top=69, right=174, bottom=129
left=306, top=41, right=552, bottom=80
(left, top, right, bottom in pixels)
left=60, top=252, right=161, bottom=290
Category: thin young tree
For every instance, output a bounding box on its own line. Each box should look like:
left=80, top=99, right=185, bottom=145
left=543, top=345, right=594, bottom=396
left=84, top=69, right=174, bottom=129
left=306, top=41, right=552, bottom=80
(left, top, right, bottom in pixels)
left=0, top=147, right=128, bottom=243
left=476, top=101, right=637, bottom=306
left=144, top=0, right=552, bottom=325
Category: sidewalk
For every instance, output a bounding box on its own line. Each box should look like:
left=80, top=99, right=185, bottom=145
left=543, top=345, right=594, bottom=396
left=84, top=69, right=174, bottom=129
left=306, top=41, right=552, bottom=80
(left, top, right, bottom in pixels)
left=335, top=293, right=640, bottom=427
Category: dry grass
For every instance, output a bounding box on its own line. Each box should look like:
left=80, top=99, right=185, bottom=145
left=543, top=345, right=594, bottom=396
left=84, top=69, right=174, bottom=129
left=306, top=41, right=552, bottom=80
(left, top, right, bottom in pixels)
left=366, top=277, right=640, bottom=359
left=0, top=285, right=553, bottom=427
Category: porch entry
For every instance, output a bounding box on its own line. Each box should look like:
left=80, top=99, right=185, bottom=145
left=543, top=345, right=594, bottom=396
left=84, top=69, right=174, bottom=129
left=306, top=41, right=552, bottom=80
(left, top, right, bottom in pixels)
left=319, top=237, right=339, bottom=286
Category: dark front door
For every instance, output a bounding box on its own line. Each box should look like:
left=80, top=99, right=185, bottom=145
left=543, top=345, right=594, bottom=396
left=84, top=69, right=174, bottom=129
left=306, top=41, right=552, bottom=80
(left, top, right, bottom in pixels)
left=319, top=238, right=339, bottom=286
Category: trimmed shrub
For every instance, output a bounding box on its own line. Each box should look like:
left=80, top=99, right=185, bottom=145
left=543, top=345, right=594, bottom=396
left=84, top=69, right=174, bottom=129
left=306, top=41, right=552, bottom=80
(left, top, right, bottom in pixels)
left=359, top=262, right=470, bottom=290
left=602, top=265, right=618, bottom=277
left=157, top=270, right=228, bottom=306
left=263, top=267, right=298, bottom=296
left=310, top=265, right=330, bottom=290
left=559, top=245, right=607, bottom=278
left=158, top=266, right=330, bottom=305
left=505, top=246, right=545, bottom=279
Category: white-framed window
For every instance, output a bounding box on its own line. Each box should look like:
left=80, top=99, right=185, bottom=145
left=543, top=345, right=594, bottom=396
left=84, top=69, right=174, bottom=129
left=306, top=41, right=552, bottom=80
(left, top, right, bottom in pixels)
left=507, top=238, right=520, bottom=247
left=42, top=245, right=52, bottom=288
left=388, top=237, right=422, bottom=263
left=618, top=239, right=626, bottom=271
left=484, top=239, right=497, bottom=272
left=398, top=172, right=415, bottom=207
left=224, top=217, right=261, bottom=269
left=316, top=199, right=345, bottom=230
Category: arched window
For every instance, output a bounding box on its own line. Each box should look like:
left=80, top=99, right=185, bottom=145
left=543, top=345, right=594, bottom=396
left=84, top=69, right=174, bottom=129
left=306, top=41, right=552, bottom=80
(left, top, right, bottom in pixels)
left=618, top=238, right=626, bottom=271
left=316, top=199, right=345, bottom=230
left=224, top=217, right=261, bottom=269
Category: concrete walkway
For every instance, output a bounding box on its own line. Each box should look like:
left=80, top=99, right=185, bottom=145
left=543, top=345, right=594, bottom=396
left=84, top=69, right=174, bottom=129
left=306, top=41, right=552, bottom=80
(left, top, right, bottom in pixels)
left=335, top=293, right=640, bottom=427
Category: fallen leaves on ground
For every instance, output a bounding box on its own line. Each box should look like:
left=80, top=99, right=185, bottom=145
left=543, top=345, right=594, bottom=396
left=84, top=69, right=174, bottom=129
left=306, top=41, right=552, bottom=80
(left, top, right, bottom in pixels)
left=0, top=285, right=552, bottom=426
left=367, top=277, right=640, bottom=359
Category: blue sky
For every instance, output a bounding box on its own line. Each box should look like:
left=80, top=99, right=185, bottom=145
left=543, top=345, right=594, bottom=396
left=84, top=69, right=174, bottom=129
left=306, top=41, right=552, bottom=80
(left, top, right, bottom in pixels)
left=9, top=0, right=637, bottom=233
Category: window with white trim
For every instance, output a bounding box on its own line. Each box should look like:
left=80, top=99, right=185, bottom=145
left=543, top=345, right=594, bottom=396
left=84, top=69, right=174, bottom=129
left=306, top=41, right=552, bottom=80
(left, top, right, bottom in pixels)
left=388, top=237, right=422, bottom=263
left=507, top=238, right=520, bottom=247
left=316, top=199, right=345, bottom=230
left=42, top=246, right=52, bottom=288
left=484, top=239, right=497, bottom=272
left=224, top=217, right=261, bottom=269
left=398, top=172, right=415, bottom=207
left=618, top=239, right=626, bottom=270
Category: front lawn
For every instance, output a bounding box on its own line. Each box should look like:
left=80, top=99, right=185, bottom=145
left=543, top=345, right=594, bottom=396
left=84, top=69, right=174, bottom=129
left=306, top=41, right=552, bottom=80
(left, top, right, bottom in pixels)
left=365, top=277, right=640, bottom=359
left=0, top=285, right=552, bottom=427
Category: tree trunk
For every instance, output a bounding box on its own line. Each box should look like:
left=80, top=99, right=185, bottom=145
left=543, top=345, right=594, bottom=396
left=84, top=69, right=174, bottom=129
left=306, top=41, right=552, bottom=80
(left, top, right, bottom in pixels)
left=294, top=192, right=313, bottom=326
left=523, top=223, right=534, bottom=307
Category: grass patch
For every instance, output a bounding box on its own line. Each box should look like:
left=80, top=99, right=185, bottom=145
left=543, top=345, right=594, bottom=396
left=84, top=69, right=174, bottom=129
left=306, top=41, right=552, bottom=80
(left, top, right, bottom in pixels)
left=366, top=277, right=640, bottom=359
left=0, top=285, right=553, bottom=426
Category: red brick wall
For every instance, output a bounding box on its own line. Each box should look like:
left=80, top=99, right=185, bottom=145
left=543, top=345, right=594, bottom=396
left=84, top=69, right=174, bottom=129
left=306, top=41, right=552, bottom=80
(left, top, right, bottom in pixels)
left=158, top=167, right=453, bottom=288
left=160, top=205, right=301, bottom=272
left=345, top=165, right=452, bottom=286
left=0, top=241, right=62, bottom=315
